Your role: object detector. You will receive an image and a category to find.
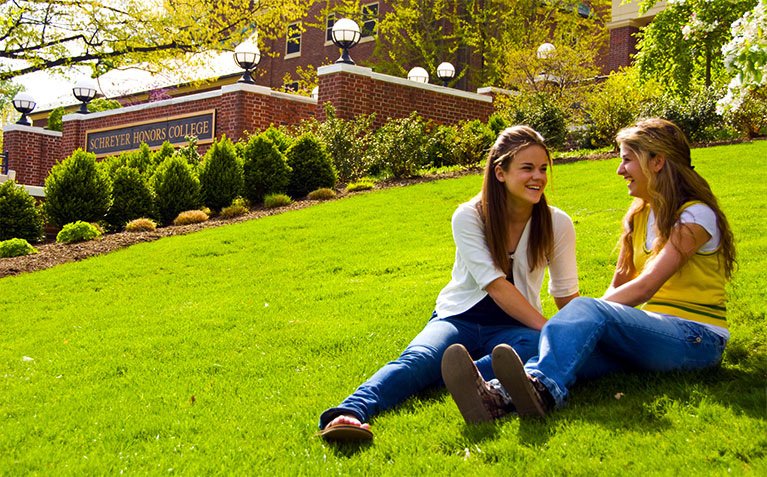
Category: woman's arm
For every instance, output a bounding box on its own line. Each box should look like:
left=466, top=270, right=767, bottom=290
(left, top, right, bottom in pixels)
left=485, top=277, right=548, bottom=330
left=601, top=223, right=711, bottom=307
left=553, top=293, right=579, bottom=310
left=604, top=244, right=636, bottom=295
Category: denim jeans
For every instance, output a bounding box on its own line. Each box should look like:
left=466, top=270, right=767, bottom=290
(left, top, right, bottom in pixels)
left=319, top=315, right=540, bottom=428
left=524, top=297, right=729, bottom=408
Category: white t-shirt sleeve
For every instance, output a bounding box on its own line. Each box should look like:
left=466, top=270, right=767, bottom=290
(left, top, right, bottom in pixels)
left=679, top=204, right=720, bottom=253
left=547, top=208, right=579, bottom=298
left=451, top=203, right=505, bottom=290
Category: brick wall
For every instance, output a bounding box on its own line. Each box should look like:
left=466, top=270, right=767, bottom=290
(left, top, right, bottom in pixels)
left=1, top=125, right=61, bottom=186
left=5, top=68, right=496, bottom=188
left=317, top=64, right=494, bottom=129
left=606, top=25, right=640, bottom=73
left=60, top=84, right=317, bottom=160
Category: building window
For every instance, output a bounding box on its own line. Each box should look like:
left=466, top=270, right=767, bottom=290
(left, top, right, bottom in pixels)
left=286, top=22, right=301, bottom=58
left=361, top=3, right=378, bottom=40
left=283, top=81, right=299, bottom=93
left=325, top=14, right=335, bottom=44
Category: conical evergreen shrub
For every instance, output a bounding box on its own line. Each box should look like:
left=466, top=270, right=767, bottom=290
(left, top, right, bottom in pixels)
left=241, top=134, right=292, bottom=203
left=105, top=166, right=156, bottom=230
left=286, top=133, right=336, bottom=198
left=152, top=155, right=201, bottom=224
left=43, top=149, right=112, bottom=228
left=199, top=136, right=243, bottom=211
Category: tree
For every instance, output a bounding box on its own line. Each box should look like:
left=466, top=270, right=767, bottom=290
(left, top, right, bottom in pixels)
left=0, top=0, right=313, bottom=82
left=635, top=0, right=756, bottom=96
left=364, top=0, right=608, bottom=91
left=718, top=1, right=767, bottom=113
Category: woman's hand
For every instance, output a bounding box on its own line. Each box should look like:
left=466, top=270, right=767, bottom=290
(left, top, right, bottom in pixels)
left=486, top=277, right=548, bottom=330
left=602, top=223, right=711, bottom=307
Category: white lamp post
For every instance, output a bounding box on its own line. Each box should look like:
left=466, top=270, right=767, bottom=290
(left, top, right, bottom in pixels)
left=436, top=62, right=455, bottom=87
left=331, top=18, right=361, bottom=65
left=73, top=79, right=98, bottom=113
left=234, top=39, right=262, bottom=84
left=407, top=67, right=429, bottom=84
left=12, top=92, right=36, bottom=125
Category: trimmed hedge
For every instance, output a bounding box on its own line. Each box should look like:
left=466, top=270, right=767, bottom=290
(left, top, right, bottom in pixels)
left=0, top=180, right=44, bottom=243
left=43, top=149, right=112, bottom=228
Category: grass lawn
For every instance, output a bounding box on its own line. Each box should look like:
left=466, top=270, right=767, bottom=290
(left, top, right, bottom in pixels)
left=1, top=141, right=766, bottom=475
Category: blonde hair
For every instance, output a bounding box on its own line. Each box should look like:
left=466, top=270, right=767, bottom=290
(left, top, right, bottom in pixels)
left=615, top=118, right=735, bottom=278
left=477, top=125, right=553, bottom=275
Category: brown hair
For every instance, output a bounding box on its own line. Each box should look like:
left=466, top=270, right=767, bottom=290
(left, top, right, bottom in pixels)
left=615, top=118, right=736, bottom=278
left=477, top=125, right=553, bottom=275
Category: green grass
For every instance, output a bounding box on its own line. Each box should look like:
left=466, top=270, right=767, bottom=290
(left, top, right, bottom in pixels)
left=1, top=141, right=766, bottom=474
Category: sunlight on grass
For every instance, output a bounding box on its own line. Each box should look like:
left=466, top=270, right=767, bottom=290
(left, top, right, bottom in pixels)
left=1, top=142, right=765, bottom=474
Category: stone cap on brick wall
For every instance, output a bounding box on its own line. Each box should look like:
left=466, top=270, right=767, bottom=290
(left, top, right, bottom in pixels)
left=318, top=63, right=493, bottom=103
left=2, top=124, right=63, bottom=136
left=61, top=83, right=317, bottom=122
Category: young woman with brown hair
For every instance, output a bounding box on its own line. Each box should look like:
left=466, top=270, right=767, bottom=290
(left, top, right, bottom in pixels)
left=317, top=125, right=580, bottom=440
left=443, top=118, right=735, bottom=420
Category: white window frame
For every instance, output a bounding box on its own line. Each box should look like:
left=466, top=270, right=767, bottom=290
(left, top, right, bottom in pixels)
left=360, top=2, right=379, bottom=43
left=324, top=13, right=336, bottom=46
left=285, top=21, right=302, bottom=58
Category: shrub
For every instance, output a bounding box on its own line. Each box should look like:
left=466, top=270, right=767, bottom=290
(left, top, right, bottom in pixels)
left=368, top=113, right=429, bottom=178
left=640, top=87, right=723, bottom=143
left=264, top=193, right=292, bottom=208
left=314, top=104, right=375, bottom=182
left=43, top=149, right=112, bottom=228
left=453, top=120, right=495, bottom=166
left=173, top=209, right=209, bottom=226
left=47, top=106, right=65, bottom=132
left=308, top=187, right=336, bottom=200
left=584, top=68, right=662, bottom=148
left=505, top=92, right=568, bottom=150
left=220, top=204, right=249, bottom=218
left=199, top=136, right=244, bottom=211
left=153, top=141, right=176, bottom=166
left=105, top=166, right=156, bottom=231
left=87, top=98, right=121, bottom=113
left=286, top=133, right=336, bottom=198
left=725, top=89, right=767, bottom=138
left=174, top=136, right=203, bottom=170
left=125, top=218, right=157, bottom=232
left=0, top=180, right=45, bottom=243
left=56, top=221, right=102, bottom=244
left=241, top=134, right=292, bottom=203
left=262, top=125, right=293, bottom=154
left=346, top=179, right=375, bottom=192
left=0, top=238, right=38, bottom=258
left=487, top=114, right=508, bottom=136
left=231, top=196, right=248, bottom=208
left=425, top=124, right=459, bottom=168
left=200, top=206, right=213, bottom=217
left=151, top=155, right=201, bottom=224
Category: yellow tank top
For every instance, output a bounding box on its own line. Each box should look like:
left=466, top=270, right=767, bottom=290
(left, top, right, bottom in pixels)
left=632, top=201, right=727, bottom=328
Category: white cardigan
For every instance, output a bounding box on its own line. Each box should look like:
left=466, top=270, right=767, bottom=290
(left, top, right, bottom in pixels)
left=435, top=197, right=579, bottom=318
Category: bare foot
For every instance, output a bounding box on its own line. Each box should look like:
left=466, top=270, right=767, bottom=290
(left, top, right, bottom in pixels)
left=325, top=414, right=370, bottom=431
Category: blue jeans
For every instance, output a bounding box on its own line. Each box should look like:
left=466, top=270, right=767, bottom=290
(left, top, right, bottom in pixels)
left=524, top=297, right=728, bottom=408
left=319, top=315, right=540, bottom=428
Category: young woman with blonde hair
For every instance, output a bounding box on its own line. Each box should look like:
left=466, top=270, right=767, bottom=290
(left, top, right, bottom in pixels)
left=443, top=118, right=736, bottom=419
left=318, top=126, right=580, bottom=440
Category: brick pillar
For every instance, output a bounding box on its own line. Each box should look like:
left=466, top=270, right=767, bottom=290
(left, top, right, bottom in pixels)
left=317, top=64, right=375, bottom=122
left=1, top=125, right=62, bottom=186
left=61, top=114, right=88, bottom=160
